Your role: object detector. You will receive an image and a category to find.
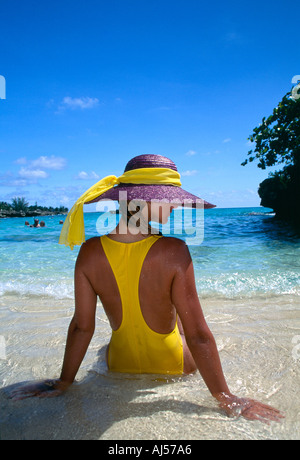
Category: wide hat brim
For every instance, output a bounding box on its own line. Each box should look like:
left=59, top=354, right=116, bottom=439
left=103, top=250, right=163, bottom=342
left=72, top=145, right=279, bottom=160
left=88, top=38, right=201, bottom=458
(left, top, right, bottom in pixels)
left=86, top=183, right=216, bottom=209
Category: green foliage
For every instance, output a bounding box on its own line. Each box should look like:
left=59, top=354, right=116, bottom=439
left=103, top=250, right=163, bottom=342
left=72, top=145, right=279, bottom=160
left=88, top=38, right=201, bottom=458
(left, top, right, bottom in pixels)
left=27, top=203, right=68, bottom=213
left=242, top=88, right=300, bottom=226
left=0, top=198, right=68, bottom=215
left=242, top=91, right=300, bottom=169
left=11, top=197, right=29, bottom=212
left=0, top=201, right=12, bottom=211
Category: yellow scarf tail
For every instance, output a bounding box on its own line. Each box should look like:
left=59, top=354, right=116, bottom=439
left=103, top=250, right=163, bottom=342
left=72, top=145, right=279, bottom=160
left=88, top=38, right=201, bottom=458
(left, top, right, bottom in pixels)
left=59, top=168, right=181, bottom=250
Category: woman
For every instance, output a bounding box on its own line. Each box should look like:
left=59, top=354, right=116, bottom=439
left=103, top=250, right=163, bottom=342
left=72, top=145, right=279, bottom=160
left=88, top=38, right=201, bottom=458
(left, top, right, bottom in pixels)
left=10, top=155, right=283, bottom=423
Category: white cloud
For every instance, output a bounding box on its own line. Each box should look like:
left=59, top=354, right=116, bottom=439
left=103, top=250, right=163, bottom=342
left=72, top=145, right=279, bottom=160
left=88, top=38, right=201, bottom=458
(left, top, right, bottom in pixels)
left=14, top=157, right=27, bottom=165
left=0, top=175, right=29, bottom=187
left=14, top=155, right=66, bottom=170
left=60, top=96, right=100, bottom=110
left=181, top=170, right=198, bottom=176
left=203, top=188, right=260, bottom=208
left=31, top=155, right=66, bottom=170
left=37, top=185, right=89, bottom=208
left=1, top=155, right=68, bottom=188
left=18, top=167, right=48, bottom=179
left=185, top=150, right=197, bottom=156
left=223, top=138, right=231, bottom=143
left=76, top=171, right=88, bottom=180
left=75, top=171, right=100, bottom=180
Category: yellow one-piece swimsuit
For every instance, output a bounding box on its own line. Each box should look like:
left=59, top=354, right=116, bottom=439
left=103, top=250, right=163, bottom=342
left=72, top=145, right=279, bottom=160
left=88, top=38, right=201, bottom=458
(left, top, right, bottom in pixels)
left=100, top=234, right=183, bottom=374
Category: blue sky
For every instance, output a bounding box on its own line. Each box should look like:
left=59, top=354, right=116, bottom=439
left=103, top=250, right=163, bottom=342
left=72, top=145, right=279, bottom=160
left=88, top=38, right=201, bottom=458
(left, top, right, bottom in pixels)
left=0, top=0, right=299, bottom=209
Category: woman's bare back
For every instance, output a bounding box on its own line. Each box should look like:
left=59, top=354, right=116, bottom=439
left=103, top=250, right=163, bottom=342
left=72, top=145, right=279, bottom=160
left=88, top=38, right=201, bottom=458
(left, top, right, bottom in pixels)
left=78, top=236, right=186, bottom=334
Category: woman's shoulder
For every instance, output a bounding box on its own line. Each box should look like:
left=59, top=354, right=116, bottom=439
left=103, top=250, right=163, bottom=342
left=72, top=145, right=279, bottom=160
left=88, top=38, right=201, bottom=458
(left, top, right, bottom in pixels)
left=155, top=236, right=191, bottom=260
left=158, top=235, right=188, bottom=248
left=81, top=236, right=101, bottom=249
left=157, top=238, right=194, bottom=279
left=76, top=237, right=102, bottom=262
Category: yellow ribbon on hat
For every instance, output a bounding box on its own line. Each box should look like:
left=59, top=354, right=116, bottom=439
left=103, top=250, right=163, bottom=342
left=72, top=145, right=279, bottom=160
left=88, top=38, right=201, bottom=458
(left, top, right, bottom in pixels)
left=59, top=167, right=181, bottom=249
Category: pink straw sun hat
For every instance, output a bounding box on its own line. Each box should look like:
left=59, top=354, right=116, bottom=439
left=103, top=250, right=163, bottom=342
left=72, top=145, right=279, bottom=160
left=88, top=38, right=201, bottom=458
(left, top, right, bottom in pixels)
left=86, top=154, right=215, bottom=209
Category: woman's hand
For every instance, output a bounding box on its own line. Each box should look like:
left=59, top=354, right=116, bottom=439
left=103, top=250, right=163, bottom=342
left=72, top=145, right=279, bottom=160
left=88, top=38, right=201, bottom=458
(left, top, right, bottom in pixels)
left=215, top=392, right=284, bottom=423
left=8, top=379, right=70, bottom=401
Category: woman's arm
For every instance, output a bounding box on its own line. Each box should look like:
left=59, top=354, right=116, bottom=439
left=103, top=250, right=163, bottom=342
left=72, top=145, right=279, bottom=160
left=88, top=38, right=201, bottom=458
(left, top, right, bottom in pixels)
left=171, top=241, right=283, bottom=423
left=59, top=248, right=97, bottom=386
left=171, top=242, right=231, bottom=397
left=9, top=244, right=97, bottom=400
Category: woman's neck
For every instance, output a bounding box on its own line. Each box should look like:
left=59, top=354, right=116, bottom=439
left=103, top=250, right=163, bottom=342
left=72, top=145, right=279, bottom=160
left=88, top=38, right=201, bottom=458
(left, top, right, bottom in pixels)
left=108, top=216, right=151, bottom=243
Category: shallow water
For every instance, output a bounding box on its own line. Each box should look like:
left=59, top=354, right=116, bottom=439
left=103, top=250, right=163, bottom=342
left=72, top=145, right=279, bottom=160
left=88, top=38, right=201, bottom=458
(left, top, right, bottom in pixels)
left=0, top=208, right=300, bottom=439
left=1, top=208, right=299, bottom=299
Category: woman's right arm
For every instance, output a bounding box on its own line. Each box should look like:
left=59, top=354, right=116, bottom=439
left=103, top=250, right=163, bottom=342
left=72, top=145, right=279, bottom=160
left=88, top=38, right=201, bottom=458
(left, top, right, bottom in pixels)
left=9, top=243, right=97, bottom=400
left=58, top=245, right=98, bottom=387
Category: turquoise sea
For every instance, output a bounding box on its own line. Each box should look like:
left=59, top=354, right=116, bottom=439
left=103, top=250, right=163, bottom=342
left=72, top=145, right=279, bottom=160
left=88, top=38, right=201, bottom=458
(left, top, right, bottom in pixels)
left=0, top=207, right=299, bottom=300
left=0, top=207, right=300, bottom=440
